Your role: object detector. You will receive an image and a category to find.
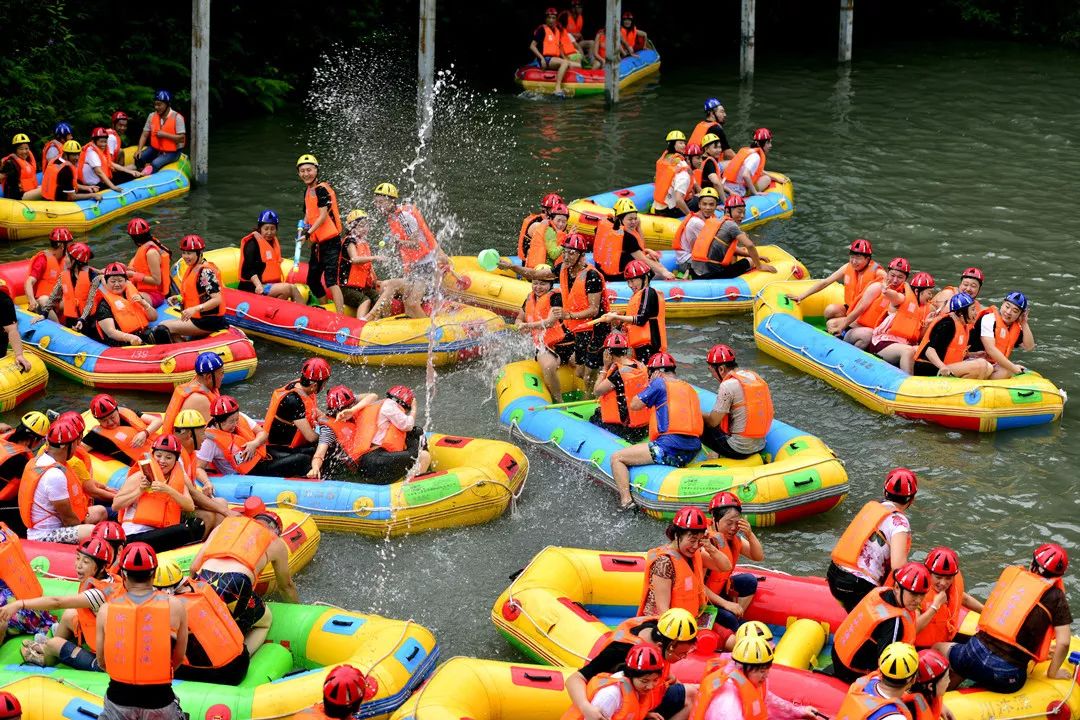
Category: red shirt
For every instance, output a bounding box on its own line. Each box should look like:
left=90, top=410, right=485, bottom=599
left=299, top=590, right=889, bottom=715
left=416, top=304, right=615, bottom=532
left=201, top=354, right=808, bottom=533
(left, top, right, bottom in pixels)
left=29, top=252, right=50, bottom=281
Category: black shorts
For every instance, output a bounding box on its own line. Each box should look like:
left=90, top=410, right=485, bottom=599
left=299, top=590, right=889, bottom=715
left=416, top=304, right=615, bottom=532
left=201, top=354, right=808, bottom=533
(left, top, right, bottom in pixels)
left=589, top=409, right=649, bottom=443
left=538, top=343, right=576, bottom=364
left=573, top=324, right=609, bottom=370
left=690, top=259, right=753, bottom=279
left=341, top=285, right=378, bottom=309
left=191, top=315, right=228, bottom=332
left=307, top=237, right=342, bottom=297
left=913, top=360, right=939, bottom=377
left=700, top=424, right=760, bottom=459
left=195, top=569, right=265, bottom=633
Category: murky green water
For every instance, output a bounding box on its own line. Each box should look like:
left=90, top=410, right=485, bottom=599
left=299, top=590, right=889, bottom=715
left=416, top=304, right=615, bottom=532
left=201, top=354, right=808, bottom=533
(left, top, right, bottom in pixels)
left=4, top=40, right=1078, bottom=660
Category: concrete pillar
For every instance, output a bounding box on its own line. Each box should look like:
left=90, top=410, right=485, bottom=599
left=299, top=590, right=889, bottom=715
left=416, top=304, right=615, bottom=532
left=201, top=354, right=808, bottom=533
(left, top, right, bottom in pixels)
left=604, top=0, right=621, bottom=106
left=839, top=0, right=854, bottom=62
left=418, top=0, right=436, bottom=141
left=190, top=0, right=210, bottom=184
left=740, top=0, right=756, bottom=80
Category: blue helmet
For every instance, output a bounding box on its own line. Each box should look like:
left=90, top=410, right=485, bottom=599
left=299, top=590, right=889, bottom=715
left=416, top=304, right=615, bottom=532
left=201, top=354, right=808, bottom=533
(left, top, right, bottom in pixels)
left=54, top=122, right=73, bottom=139
left=704, top=98, right=723, bottom=114
left=194, top=351, right=224, bottom=374
left=1004, top=291, right=1028, bottom=311
left=154, top=89, right=172, bottom=104
left=949, top=292, right=975, bottom=314
left=257, top=209, right=280, bottom=226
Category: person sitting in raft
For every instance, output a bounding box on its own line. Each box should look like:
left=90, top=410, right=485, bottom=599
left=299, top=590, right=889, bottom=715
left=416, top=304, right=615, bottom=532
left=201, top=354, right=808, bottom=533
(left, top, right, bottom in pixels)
left=914, top=547, right=984, bottom=649
left=701, top=492, right=765, bottom=644
left=831, top=562, right=931, bottom=683
left=909, top=650, right=952, bottom=720
left=516, top=265, right=574, bottom=403
left=721, top=128, right=786, bottom=198
left=0, top=412, right=51, bottom=499
left=832, top=257, right=912, bottom=347
left=929, top=267, right=984, bottom=320
left=653, top=133, right=692, bottom=219
left=620, top=11, right=648, bottom=53
left=77, top=127, right=131, bottom=195
left=517, top=192, right=564, bottom=268
left=200, top=395, right=310, bottom=478
left=700, top=344, right=773, bottom=460
left=112, top=433, right=201, bottom=553
left=971, top=291, right=1034, bottom=379
left=291, top=664, right=372, bottom=720
left=593, top=199, right=673, bottom=282
left=913, top=293, right=992, bottom=379
left=25, top=227, right=72, bottom=314
left=42, top=122, right=74, bottom=167
left=122, top=217, right=172, bottom=307
left=238, top=209, right=304, bottom=302
left=295, top=154, right=346, bottom=309
left=560, top=233, right=610, bottom=389
left=591, top=24, right=635, bottom=67
left=690, top=99, right=735, bottom=161
left=640, top=506, right=717, bottom=619
left=106, top=111, right=137, bottom=184
left=94, top=263, right=171, bottom=347
left=695, top=636, right=783, bottom=720
left=83, top=393, right=163, bottom=464
left=938, top=543, right=1073, bottom=694
left=871, top=271, right=937, bottom=374
left=39, top=140, right=102, bottom=202
left=685, top=143, right=705, bottom=203
left=170, top=408, right=232, bottom=538
left=161, top=351, right=223, bottom=433
left=338, top=209, right=380, bottom=316
left=47, top=411, right=116, bottom=516
left=504, top=200, right=570, bottom=277
left=690, top=194, right=776, bottom=280
left=1, top=133, right=40, bottom=201
left=610, top=353, right=703, bottom=510
left=598, top=260, right=667, bottom=365
left=135, top=88, right=186, bottom=175
left=559, top=0, right=592, bottom=60
left=19, top=419, right=107, bottom=543
left=827, top=467, right=918, bottom=611
left=698, top=134, right=729, bottom=198
left=159, top=234, right=227, bottom=341
left=590, top=332, right=650, bottom=442
left=264, top=356, right=331, bottom=456
left=562, top=643, right=668, bottom=720
left=192, top=510, right=299, bottom=653
left=785, top=238, right=886, bottom=324
left=33, top=240, right=95, bottom=327
left=529, top=8, right=581, bottom=97
left=836, top=642, right=921, bottom=720
left=0, top=281, right=31, bottom=373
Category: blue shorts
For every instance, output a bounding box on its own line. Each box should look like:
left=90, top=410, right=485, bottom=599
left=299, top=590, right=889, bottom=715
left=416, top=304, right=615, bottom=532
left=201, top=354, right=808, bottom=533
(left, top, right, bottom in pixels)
left=948, top=635, right=1027, bottom=694
left=648, top=437, right=699, bottom=468
left=651, top=682, right=687, bottom=718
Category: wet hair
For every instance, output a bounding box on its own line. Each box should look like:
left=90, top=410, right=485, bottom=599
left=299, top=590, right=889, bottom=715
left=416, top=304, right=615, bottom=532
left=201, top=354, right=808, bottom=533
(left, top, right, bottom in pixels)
left=323, top=699, right=361, bottom=719
left=711, top=360, right=738, bottom=373
left=884, top=490, right=915, bottom=505
left=7, top=425, right=37, bottom=446
left=621, top=664, right=661, bottom=680
left=710, top=504, right=741, bottom=522
left=750, top=138, right=767, bottom=149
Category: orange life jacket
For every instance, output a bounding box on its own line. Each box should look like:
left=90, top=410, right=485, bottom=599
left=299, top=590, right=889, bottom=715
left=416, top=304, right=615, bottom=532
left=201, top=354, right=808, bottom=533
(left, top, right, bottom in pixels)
left=974, top=307, right=1022, bottom=359
left=888, top=291, right=931, bottom=344
left=915, top=314, right=970, bottom=366
left=830, top=501, right=903, bottom=577
left=688, top=121, right=713, bottom=151
left=303, top=181, right=342, bottom=243
left=621, top=27, right=639, bottom=50
left=326, top=400, right=407, bottom=461
left=688, top=166, right=703, bottom=200
left=842, top=261, right=885, bottom=309
left=594, top=220, right=628, bottom=277
left=833, top=588, right=916, bottom=671
left=239, top=231, right=283, bottom=284
left=977, top=565, right=1062, bottom=661
left=31, top=251, right=63, bottom=298
left=194, top=515, right=276, bottom=576
left=599, top=615, right=658, bottom=651
left=19, top=457, right=90, bottom=529
left=647, top=378, right=704, bottom=441
left=264, top=382, right=319, bottom=449
left=75, top=576, right=120, bottom=652
left=596, top=29, right=608, bottom=59
left=915, top=572, right=965, bottom=647
left=672, top=212, right=704, bottom=251
left=859, top=282, right=911, bottom=330
left=653, top=155, right=684, bottom=208
left=564, top=12, right=583, bottom=35
left=639, top=544, right=706, bottom=617
left=41, top=140, right=64, bottom=169
left=704, top=529, right=742, bottom=595
left=105, top=128, right=123, bottom=162
left=524, top=289, right=568, bottom=349
left=179, top=579, right=245, bottom=668
left=125, top=456, right=187, bottom=529
left=40, top=157, right=75, bottom=201
left=539, top=25, right=561, bottom=56
left=518, top=214, right=548, bottom=268
left=0, top=522, right=43, bottom=600
left=180, top=260, right=224, bottom=317
left=77, top=142, right=112, bottom=183
left=130, top=238, right=172, bottom=296
left=60, top=266, right=92, bottom=323
left=559, top=27, right=576, bottom=55
left=937, top=287, right=983, bottom=318
left=599, top=361, right=651, bottom=427
left=97, top=285, right=150, bottom=335
left=90, top=408, right=150, bottom=462
left=3, top=153, right=38, bottom=192
left=389, top=205, right=438, bottom=270
left=561, top=675, right=650, bottom=720
left=835, top=675, right=915, bottom=720
left=690, top=218, right=740, bottom=266
left=718, top=370, right=773, bottom=439
left=206, top=415, right=268, bottom=474
left=342, top=236, right=375, bottom=289
left=903, top=691, right=938, bottom=720
left=149, top=109, right=182, bottom=152
left=0, top=437, right=33, bottom=502
left=102, top=591, right=174, bottom=685
left=690, top=667, right=768, bottom=720
left=162, top=380, right=218, bottom=434
left=626, top=287, right=666, bottom=351
left=721, top=147, right=766, bottom=187
left=560, top=263, right=607, bottom=333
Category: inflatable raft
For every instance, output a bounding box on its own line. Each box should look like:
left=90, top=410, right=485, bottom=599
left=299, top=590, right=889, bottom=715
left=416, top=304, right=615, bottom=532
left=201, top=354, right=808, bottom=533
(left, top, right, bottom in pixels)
left=0, top=577, right=438, bottom=720
left=0, top=149, right=192, bottom=241
left=185, top=248, right=505, bottom=366
left=753, top=281, right=1066, bottom=431
left=497, top=361, right=848, bottom=525
left=514, top=48, right=660, bottom=97
left=568, top=175, right=795, bottom=248
left=447, top=248, right=806, bottom=319
left=0, top=351, right=48, bottom=411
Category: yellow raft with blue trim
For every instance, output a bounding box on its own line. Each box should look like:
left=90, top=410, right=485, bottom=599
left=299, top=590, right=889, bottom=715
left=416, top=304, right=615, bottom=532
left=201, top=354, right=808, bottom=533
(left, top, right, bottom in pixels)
left=0, top=352, right=47, bottom=412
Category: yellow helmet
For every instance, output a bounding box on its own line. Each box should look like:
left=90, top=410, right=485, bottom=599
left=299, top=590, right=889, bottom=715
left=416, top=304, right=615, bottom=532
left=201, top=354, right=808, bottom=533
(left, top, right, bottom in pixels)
left=734, top=620, right=773, bottom=643
left=665, top=130, right=687, bottom=142
left=533, top=264, right=554, bottom=277
left=656, top=608, right=698, bottom=641
left=20, top=411, right=51, bottom=438
left=345, top=209, right=368, bottom=225
left=62, top=140, right=82, bottom=154
left=613, top=198, right=638, bottom=216
left=697, top=187, right=720, bottom=200
left=153, top=560, right=185, bottom=589
left=296, top=154, right=319, bottom=167
left=173, top=409, right=207, bottom=430
left=731, top=636, right=774, bottom=665
left=373, top=182, right=399, bottom=199
left=11, top=134, right=30, bottom=146
left=701, top=133, right=721, bottom=147
left=878, top=642, right=919, bottom=681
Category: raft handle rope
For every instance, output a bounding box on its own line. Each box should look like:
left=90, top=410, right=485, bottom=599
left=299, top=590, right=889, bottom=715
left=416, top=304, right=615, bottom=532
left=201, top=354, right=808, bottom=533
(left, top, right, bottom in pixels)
left=7, top=177, right=187, bottom=219
left=18, top=332, right=252, bottom=366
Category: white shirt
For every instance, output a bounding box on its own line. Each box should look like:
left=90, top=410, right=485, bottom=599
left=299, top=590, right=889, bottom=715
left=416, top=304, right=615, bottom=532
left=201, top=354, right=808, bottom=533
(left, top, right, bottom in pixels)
left=80, top=147, right=104, bottom=185
left=656, top=168, right=691, bottom=211
left=197, top=412, right=259, bottom=474
left=43, top=144, right=62, bottom=165
left=724, top=152, right=762, bottom=196
left=590, top=675, right=627, bottom=718
left=850, top=502, right=910, bottom=585
left=27, top=454, right=72, bottom=539
left=106, top=133, right=121, bottom=161
left=372, top=399, right=415, bottom=447
left=677, top=215, right=705, bottom=265
left=979, top=312, right=997, bottom=338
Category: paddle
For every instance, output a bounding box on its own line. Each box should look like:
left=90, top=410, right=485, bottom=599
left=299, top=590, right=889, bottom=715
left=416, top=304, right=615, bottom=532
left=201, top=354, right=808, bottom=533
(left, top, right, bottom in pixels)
left=288, top=219, right=305, bottom=283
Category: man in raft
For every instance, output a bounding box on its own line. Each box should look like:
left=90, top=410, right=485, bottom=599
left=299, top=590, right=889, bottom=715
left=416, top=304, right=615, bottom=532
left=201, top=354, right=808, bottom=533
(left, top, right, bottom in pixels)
left=785, top=238, right=886, bottom=326
left=238, top=209, right=305, bottom=302
left=689, top=98, right=735, bottom=161
left=39, top=140, right=103, bottom=202
left=264, top=356, right=331, bottom=457
left=296, top=154, right=346, bottom=310
left=559, top=0, right=592, bottom=59
left=913, top=293, right=992, bottom=379
left=291, top=664, right=371, bottom=719
left=200, top=395, right=310, bottom=478
left=161, top=351, right=223, bottom=433
left=135, top=89, right=186, bottom=175
left=929, top=267, right=984, bottom=319
left=701, top=344, right=773, bottom=460
left=515, top=264, right=574, bottom=404
left=529, top=8, right=581, bottom=97
left=835, top=642, right=921, bottom=720
left=689, top=194, right=775, bottom=279
left=590, top=331, right=650, bottom=442
left=972, top=291, right=1035, bottom=379
left=832, top=257, right=912, bottom=347
left=722, top=128, right=787, bottom=198
left=83, top=393, right=163, bottom=463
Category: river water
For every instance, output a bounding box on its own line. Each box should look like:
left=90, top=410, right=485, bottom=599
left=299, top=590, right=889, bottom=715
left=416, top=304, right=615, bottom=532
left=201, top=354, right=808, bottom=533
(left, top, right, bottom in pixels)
left=3, top=40, right=1078, bottom=661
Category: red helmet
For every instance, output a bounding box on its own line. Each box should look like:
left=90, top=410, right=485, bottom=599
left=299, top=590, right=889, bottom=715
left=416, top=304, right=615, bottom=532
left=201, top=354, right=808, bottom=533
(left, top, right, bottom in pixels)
left=47, top=419, right=81, bottom=445
left=961, top=267, right=984, bottom=283
left=625, top=643, right=665, bottom=672
left=647, top=352, right=676, bottom=370
left=672, top=506, right=708, bottom=531
left=706, top=344, right=736, bottom=365
left=151, top=433, right=182, bottom=455
left=724, top=195, right=746, bottom=209
left=621, top=10, right=634, bottom=19
left=68, top=242, right=93, bottom=264
left=1033, top=543, right=1069, bottom=576
left=893, top=562, right=932, bottom=594
left=603, top=331, right=629, bottom=349
left=90, top=127, right=108, bottom=139
left=126, top=217, right=150, bottom=236
left=50, top=227, right=73, bottom=244
left=541, top=193, right=564, bottom=209
left=685, top=143, right=703, bottom=157
left=120, top=541, right=158, bottom=572
left=884, top=467, right=918, bottom=498
left=92, top=520, right=127, bottom=543
left=849, top=238, right=873, bottom=256
left=623, top=259, right=651, bottom=279
left=90, top=393, right=119, bottom=419
left=753, top=127, right=773, bottom=142
left=916, top=649, right=949, bottom=683
left=0, top=692, right=20, bottom=720
left=924, top=547, right=959, bottom=576
left=909, top=271, right=935, bottom=290
left=254, top=511, right=284, bottom=533
left=327, top=385, right=357, bottom=414
left=301, top=357, right=332, bottom=382
left=180, top=234, right=206, bottom=251
left=324, top=664, right=368, bottom=706
left=111, top=110, right=129, bottom=123
left=58, top=411, right=85, bottom=434
left=561, top=233, right=588, bottom=251
left=549, top=203, right=570, bottom=218
left=78, top=536, right=115, bottom=566
left=708, top=491, right=742, bottom=513
left=388, top=385, right=415, bottom=408
left=103, top=261, right=128, bottom=278
left=211, top=395, right=241, bottom=418
left=888, top=257, right=911, bottom=274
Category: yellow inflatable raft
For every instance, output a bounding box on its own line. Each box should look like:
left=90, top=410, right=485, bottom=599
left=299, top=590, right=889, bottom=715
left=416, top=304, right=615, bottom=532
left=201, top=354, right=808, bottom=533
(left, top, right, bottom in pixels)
left=0, top=352, right=47, bottom=412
